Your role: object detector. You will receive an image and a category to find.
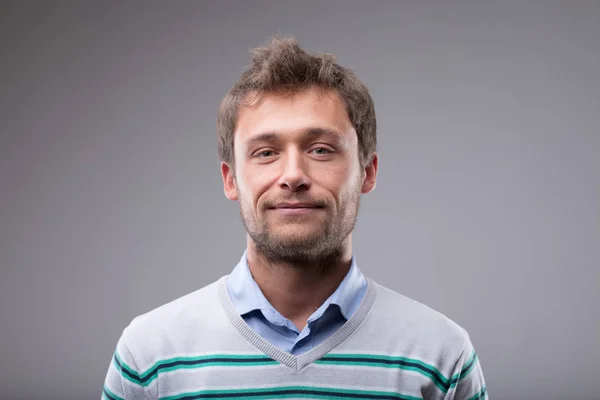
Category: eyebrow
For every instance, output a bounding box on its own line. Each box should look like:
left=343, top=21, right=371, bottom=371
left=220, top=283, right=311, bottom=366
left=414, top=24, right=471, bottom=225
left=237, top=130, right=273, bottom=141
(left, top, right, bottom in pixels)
left=244, top=127, right=347, bottom=148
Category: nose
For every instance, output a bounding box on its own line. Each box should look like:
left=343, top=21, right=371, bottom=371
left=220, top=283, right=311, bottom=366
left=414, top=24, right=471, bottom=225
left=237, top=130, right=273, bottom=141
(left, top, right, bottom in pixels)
left=277, top=150, right=311, bottom=192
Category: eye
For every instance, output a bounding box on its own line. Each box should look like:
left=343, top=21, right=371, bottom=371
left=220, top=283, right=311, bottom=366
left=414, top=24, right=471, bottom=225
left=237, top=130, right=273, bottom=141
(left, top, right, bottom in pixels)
left=310, top=147, right=333, bottom=155
left=255, top=149, right=276, bottom=158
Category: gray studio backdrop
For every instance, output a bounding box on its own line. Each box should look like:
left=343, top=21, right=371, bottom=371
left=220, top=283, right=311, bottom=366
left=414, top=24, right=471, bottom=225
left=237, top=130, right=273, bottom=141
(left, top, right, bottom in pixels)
left=1, top=1, right=599, bottom=399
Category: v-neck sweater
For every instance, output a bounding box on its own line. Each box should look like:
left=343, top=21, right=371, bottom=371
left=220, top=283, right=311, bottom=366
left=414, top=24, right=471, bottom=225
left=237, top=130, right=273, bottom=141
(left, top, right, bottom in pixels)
left=102, top=276, right=488, bottom=400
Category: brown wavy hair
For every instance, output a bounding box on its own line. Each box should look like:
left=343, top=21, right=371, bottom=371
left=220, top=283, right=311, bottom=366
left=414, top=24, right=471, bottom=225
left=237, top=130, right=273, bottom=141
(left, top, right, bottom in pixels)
left=217, top=35, right=377, bottom=169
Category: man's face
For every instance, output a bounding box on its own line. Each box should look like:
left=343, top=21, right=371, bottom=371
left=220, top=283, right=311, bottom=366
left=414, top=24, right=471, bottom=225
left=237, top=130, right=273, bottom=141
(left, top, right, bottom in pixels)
left=221, top=88, right=377, bottom=262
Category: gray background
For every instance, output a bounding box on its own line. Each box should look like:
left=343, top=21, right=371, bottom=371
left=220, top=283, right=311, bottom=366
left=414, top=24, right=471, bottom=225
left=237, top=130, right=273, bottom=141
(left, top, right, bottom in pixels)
left=1, top=1, right=599, bottom=399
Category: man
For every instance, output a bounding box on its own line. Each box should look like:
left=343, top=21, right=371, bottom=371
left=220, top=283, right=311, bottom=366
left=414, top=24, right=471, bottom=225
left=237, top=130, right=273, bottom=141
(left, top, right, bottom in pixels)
left=102, top=36, right=488, bottom=400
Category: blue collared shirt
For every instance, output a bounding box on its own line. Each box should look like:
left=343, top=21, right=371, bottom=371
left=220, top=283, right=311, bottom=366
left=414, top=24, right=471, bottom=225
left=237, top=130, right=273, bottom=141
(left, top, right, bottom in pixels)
left=225, top=251, right=368, bottom=355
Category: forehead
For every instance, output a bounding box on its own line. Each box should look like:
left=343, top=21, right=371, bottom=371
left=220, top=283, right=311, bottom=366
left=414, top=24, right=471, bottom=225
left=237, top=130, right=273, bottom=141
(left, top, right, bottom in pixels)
left=234, top=88, right=356, bottom=145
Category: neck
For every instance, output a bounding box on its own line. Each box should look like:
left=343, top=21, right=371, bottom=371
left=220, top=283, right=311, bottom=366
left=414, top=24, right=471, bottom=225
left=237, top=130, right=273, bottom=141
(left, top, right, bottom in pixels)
left=245, top=236, right=353, bottom=331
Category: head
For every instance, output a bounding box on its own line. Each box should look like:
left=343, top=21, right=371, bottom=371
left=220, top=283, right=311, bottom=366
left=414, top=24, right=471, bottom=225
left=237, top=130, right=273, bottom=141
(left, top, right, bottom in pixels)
left=218, top=36, right=378, bottom=264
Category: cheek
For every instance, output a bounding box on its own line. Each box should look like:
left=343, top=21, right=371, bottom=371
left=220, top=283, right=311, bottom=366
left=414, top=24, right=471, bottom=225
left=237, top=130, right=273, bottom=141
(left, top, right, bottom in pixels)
left=320, top=164, right=360, bottom=199
left=237, top=169, right=274, bottom=205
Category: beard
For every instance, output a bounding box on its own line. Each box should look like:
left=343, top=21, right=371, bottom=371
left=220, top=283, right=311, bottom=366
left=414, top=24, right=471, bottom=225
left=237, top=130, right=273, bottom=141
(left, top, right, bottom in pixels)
left=238, top=186, right=361, bottom=268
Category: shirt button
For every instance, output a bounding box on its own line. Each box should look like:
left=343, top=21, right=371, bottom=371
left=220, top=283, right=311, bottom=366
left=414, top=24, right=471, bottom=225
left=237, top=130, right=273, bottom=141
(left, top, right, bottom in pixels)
left=297, top=341, right=304, bottom=347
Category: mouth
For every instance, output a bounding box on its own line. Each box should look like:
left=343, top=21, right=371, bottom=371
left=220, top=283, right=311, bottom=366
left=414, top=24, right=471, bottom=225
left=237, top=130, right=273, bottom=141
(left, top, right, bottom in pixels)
left=268, top=203, right=325, bottom=215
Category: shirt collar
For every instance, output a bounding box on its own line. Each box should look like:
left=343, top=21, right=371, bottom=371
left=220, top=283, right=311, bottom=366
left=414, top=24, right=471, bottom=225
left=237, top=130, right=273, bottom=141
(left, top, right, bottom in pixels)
left=225, top=250, right=367, bottom=322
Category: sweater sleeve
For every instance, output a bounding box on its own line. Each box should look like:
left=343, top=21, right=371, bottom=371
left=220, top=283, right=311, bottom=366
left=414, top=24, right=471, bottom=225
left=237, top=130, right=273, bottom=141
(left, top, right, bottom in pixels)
left=101, top=329, right=147, bottom=400
left=445, top=330, right=488, bottom=400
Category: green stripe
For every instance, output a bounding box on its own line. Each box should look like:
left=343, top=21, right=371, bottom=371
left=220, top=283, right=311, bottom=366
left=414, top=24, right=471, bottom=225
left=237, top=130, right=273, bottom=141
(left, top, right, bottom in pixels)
left=454, top=350, right=478, bottom=383
left=317, top=354, right=446, bottom=378
left=161, top=386, right=423, bottom=400
left=103, top=386, right=125, bottom=400
left=113, top=352, right=142, bottom=385
left=114, top=351, right=140, bottom=377
left=113, top=350, right=479, bottom=394
left=114, top=353, right=279, bottom=387
left=143, top=360, right=279, bottom=386
left=316, top=360, right=446, bottom=393
left=316, top=354, right=450, bottom=392
left=140, top=354, right=278, bottom=379
left=467, top=386, right=487, bottom=400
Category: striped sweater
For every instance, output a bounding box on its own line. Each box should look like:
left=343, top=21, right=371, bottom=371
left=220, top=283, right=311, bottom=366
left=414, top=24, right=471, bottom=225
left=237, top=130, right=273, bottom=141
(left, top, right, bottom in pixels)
left=102, top=276, right=488, bottom=400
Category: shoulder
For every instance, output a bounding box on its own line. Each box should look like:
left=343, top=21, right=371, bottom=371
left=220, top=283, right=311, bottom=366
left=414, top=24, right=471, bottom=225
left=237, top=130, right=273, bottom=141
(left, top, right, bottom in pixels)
left=120, top=276, right=227, bottom=346
left=109, top=276, right=235, bottom=376
left=368, top=279, right=470, bottom=349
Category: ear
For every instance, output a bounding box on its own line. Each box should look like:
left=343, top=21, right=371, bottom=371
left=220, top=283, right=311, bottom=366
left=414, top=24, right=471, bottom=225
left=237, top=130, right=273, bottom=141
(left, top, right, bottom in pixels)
left=361, top=153, right=378, bottom=194
left=221, top=162, right=238, bottom=201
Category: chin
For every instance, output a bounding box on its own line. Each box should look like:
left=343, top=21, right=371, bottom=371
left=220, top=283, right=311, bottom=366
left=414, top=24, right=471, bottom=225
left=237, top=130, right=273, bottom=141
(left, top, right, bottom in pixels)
left=271, top=230, right=325, bottom=244
left=274, top=232, right=322, bottom=243
left=275, top=226, right=323, bottom=238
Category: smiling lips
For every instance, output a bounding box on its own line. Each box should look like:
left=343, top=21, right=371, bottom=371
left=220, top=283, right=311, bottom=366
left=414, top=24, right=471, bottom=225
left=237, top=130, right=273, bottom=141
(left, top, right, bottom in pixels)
left=269, top=202, right=324, bottom=215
